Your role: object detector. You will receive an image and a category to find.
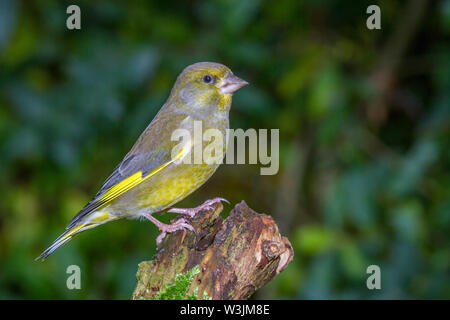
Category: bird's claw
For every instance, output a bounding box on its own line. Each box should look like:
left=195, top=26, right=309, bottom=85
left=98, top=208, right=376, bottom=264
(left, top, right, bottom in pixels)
left=155, top=217, right=196, bottom=245
left=167, top=197, right=229, bottom=219
left=153, top=197, right=229, bottom=245
left=144, top=213, right=196, bottom=246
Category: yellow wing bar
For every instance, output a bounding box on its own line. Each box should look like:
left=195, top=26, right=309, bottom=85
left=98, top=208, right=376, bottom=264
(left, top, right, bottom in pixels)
left=97, top=149, right=185, bottom=204
left=98, top=171, right=143, bottom=203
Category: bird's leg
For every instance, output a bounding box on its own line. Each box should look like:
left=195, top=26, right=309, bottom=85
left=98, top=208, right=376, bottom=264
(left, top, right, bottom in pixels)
left=166, top=197, right=229, bottom=219
left=143, top=213, right=196, bottom=245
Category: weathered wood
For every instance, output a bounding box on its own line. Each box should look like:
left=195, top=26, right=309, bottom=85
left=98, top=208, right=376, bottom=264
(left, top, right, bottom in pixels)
left=132, top=201, right=293, bottom=300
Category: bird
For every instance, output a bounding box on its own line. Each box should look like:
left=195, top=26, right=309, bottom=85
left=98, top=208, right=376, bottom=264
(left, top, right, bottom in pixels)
left=36, top=62, right=248, bottom=261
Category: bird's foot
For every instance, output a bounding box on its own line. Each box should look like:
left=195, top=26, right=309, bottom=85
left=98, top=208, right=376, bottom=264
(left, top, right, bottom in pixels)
left=166, top=197, right=229, bottom=219
left=143, top=214, right=196, bottom=245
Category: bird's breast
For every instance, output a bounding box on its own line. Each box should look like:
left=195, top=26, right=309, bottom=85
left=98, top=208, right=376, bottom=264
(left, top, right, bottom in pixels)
left=113, top=162, right=219, bottom=215
left=108, top=115, right=229, bottom=216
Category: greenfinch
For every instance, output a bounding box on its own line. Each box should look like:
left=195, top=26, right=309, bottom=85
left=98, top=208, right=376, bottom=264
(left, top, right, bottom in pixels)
left=36, top=62, right=248, bottom=261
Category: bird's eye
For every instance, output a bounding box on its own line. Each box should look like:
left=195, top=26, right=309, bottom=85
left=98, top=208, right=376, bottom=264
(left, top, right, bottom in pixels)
left=202, top=75, right=214, bottom=84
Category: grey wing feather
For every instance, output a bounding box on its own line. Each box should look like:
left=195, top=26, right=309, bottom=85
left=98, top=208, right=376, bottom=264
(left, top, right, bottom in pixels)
left=66, top=149, right=170, bottom=229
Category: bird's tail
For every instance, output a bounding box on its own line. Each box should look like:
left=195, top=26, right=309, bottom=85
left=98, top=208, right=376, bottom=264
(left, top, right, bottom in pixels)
left=36, top=210, right=117, bottom=261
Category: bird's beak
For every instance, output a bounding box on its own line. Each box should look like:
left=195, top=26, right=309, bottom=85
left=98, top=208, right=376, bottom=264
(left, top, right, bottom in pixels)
left=219, top=73, right=249, bottom=94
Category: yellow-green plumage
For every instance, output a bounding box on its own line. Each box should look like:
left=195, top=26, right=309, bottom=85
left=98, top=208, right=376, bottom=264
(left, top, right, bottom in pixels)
left=36, top=62, right=247, bottom=260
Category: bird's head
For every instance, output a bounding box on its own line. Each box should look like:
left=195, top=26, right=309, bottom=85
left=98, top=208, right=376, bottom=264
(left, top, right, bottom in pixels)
left=169, top=62, right=248, bottom=112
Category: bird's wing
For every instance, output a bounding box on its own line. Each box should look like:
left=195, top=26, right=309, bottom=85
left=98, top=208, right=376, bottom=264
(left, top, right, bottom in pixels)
left=66, top=139, right=185, bottom=230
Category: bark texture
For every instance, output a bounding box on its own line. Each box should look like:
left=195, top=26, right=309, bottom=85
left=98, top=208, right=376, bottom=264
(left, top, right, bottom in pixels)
left=132, top=201, right=293, bottom=300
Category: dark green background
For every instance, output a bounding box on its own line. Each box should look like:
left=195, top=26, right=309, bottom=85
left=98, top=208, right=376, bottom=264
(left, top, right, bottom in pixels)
left=0, top=0, right=449, bottom=299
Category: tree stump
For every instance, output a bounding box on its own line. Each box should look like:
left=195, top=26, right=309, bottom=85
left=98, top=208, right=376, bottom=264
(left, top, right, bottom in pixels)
left=132, top=201, right=294, bottom=300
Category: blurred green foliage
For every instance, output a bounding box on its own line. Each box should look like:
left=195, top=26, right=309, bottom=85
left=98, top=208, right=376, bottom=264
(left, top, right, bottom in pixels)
left=0, top=0, right=449, bottom=299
